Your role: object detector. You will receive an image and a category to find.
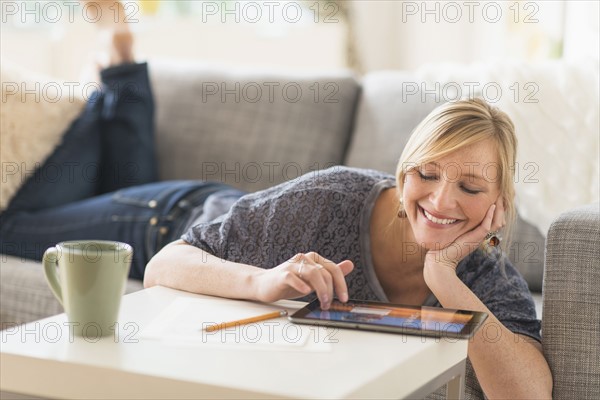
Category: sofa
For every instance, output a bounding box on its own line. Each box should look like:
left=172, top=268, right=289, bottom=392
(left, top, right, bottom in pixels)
left=1, top=59, right=598, bottom=399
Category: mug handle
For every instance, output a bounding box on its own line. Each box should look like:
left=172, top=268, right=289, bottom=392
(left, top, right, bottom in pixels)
left=43, top=247, right=63, bottom=306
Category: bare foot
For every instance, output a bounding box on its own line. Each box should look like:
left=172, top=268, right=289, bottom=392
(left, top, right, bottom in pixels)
left=81, top=0, right=135, bottom=66
left=111, top=29, right=134, bottom=65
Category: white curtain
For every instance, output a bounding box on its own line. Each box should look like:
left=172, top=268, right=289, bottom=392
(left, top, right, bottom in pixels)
left=348, top=0, right=597, bottom=72
left=563, top=0, right=600, bottom=61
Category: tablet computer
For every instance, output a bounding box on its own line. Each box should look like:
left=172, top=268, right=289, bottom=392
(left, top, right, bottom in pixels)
left=289, top=299, right=488, bottom=339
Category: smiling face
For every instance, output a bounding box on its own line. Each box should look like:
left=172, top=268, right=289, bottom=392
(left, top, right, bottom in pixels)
left=402, top=139, right=502, bottom=250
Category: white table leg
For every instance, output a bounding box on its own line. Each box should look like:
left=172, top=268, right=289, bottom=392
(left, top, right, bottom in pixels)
left=446, top=371, right=465, bottom=400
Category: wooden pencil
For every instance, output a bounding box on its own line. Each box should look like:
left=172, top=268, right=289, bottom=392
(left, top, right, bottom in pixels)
left=203, top=310, right=288, bottom=332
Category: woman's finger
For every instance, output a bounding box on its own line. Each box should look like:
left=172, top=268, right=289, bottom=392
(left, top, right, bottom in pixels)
left=491, top=197, right=505, bottom=231
left=426, top=203, right=499, bottom=268
left=307, top=253, right=349, bottom=303
left=284, top=270, right=312, bottom=295
left=484, top=204, right=496, bottom=232
left=450, top=204, right=496, bottom=263
left=297, top=254, right=333, bottom=309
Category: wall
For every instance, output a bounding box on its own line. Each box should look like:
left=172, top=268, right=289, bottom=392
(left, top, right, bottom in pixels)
left=2, top=1, right=598, bottom=79
left=1, top=1, right=347, bottom=80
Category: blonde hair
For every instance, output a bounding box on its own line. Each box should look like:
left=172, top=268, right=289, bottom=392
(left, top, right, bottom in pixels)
left=395, top=98, right=518, bottom=251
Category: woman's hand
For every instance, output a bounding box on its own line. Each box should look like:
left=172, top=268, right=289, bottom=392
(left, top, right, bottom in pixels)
left=424, top=196, right=506, bottom=273
left=251, top=252, right=354, bottom=310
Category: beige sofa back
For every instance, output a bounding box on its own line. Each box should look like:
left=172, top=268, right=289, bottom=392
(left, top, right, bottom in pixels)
left=149, top=61, right=360, bottom=193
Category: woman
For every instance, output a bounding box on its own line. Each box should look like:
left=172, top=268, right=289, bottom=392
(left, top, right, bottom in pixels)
left=144, top=99, right=553, bottom=398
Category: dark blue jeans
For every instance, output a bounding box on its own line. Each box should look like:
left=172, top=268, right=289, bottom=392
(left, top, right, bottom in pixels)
left=0, top=63, right=240, bottom=280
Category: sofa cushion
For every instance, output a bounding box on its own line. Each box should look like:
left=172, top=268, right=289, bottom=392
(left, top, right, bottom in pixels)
left=0, top=255, right=144, bottom=326
left=344, top=71, right=440, bottom=174
left=346, top=70, right=546, bottom=292
left=149, top=60, right=360, bottom=193
left=0, top=63, right=85, bottom=212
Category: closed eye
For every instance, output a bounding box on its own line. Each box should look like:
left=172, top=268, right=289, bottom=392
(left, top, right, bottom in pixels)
left=460, top=185, right=481, bottom=195
left=418, top=170, right=482, bottom=194
left=417, top=170, right=438, bottom=181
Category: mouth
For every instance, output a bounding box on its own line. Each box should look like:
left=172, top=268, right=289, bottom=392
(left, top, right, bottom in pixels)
left=419, top=206, right=462, bottom=226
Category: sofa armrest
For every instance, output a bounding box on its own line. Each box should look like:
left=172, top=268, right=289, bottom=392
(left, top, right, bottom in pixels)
left=542, top=203, right=600, bottom=399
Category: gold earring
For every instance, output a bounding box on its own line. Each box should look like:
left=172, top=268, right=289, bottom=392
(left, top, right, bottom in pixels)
left=397, top=198, right=407, bottom=218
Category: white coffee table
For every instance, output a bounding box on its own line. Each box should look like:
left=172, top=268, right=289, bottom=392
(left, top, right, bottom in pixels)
left=1, top=286, right=467, bottom=399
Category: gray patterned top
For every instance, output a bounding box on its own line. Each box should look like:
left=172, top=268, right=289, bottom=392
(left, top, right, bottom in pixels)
left=182, top=166, right=541, bottom=342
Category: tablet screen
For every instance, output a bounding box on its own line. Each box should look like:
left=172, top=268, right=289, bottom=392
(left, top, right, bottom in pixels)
left=289, top=299, right=488, bottom=339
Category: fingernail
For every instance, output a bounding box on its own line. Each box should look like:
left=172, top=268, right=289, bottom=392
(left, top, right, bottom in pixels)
left=341, top=292, right=348, bottom=302
left=322, top=295, right=329, bottom=304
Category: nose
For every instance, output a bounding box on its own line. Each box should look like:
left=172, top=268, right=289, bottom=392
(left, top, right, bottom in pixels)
left=429, top=181, right=457, bottom=212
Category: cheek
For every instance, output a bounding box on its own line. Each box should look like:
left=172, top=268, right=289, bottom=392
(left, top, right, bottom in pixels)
left=402, top=176, right=429, bottom=224
left=402, top=174, right=425, bottom=201
left=463, top=199, right=492, bottom=227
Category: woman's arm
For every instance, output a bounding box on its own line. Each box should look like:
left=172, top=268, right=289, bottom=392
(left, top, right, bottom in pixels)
left=424, top=265, right=553, bottom=399
left=144, top=239, right=261, bottom=299
left=144, top=240, right=353, bottom=307
left=423, top=199, right=552, bottom=398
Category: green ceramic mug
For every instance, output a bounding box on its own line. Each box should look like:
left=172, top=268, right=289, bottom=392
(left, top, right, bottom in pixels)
left=43, top=240, right=133, bottom=338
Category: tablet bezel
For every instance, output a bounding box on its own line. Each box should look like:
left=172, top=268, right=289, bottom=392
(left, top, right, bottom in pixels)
left=289, top=299, right=488, bottom=339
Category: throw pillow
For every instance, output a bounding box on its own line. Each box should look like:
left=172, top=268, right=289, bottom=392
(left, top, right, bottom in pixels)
left=0, top=63, right=85, bottom=211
